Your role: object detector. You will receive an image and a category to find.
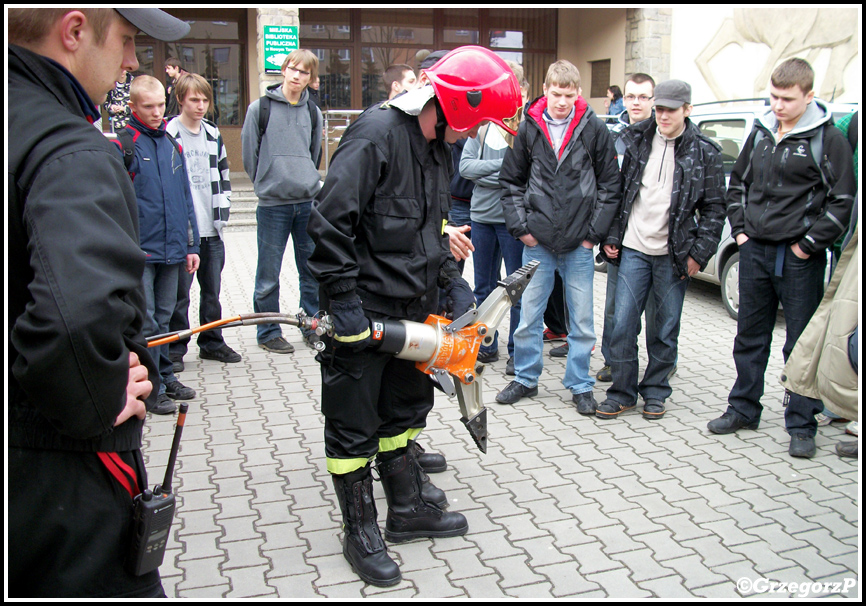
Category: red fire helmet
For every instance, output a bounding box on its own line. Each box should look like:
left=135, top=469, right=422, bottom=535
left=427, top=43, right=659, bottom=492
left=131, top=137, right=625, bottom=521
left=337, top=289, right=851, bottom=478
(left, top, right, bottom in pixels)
left=423, top=46, right=522, bottom=135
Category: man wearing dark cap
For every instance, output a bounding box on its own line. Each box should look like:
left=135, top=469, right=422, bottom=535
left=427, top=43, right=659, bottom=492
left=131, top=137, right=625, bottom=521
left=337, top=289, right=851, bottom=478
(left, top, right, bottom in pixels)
left=9, top=8, right=189, bottom=597
left=597, top=79, right=726, bottom=421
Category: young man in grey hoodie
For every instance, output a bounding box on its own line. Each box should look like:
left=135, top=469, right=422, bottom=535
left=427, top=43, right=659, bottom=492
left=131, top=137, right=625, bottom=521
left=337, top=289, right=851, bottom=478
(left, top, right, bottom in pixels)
left=242, top=49, right=323, bottom=353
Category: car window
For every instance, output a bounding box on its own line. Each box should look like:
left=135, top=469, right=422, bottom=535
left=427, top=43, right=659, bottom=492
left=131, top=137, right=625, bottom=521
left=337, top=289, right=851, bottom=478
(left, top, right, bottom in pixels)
left=698, top=119, right=747, bottom=176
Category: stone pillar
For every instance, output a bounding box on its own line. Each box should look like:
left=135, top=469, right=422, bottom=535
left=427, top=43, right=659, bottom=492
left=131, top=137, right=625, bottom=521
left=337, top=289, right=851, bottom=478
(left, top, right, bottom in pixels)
left=254, top=7, right=299, bottom=96
left=625, top=8, right=672, bottom=82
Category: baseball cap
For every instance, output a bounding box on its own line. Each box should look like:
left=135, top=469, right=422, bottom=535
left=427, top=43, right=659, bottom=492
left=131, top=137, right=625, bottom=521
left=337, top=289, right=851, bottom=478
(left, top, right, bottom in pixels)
left=654, top=79, right=691, bottom=108
left=115, top=9, right=190, bottom=41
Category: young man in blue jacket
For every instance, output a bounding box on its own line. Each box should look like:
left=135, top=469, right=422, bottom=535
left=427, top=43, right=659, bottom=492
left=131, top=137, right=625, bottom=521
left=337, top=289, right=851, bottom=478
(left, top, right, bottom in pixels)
left=126, top=75, right=200, bottom=415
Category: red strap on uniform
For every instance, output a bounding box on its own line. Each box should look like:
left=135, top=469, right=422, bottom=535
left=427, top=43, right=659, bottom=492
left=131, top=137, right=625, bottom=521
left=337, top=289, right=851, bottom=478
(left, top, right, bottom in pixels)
left=97, top=452, right=141, bottom=499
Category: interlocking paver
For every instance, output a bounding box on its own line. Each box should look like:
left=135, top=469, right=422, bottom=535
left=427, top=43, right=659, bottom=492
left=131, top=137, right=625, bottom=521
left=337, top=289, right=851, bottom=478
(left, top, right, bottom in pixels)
left=140, top=225, right=858, bottom=598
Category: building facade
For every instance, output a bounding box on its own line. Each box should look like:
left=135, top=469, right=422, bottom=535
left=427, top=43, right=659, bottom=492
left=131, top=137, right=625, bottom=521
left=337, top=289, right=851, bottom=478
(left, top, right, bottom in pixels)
left=126, top=7, right=860, bottom=170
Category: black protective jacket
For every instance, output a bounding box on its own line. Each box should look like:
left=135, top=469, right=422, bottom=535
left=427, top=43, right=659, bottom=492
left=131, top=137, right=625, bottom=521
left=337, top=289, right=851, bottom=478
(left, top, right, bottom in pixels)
left=605, top=117, right=727, bottom=278
left=499, top=95, right=622, bottom=253
left=306, top=99, right=454, bottom=322
left=727, top=99, right=855, bottom=255
left=9, top=45, right=158, bottom=451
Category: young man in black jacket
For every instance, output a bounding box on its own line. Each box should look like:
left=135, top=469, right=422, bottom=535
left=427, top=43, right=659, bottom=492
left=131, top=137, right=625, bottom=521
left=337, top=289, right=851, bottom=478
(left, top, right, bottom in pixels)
left=495, top=60, right=621, bottom=412
left=707, top=58, right=855, bottom=458
left=306, top=46, right=521, bottom=587
left=597, top=79, right=726, bottom=421
left=8, top=8, right=189, bottom=597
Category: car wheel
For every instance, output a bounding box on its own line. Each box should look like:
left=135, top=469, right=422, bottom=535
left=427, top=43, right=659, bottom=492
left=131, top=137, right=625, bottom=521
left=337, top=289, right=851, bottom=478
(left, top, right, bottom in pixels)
left=720, top=252, right=739, bottom=320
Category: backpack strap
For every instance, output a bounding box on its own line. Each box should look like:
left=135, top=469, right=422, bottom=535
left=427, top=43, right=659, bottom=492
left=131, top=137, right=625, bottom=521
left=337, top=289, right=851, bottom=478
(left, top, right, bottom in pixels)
left=116, top=128, right=136, bottom=170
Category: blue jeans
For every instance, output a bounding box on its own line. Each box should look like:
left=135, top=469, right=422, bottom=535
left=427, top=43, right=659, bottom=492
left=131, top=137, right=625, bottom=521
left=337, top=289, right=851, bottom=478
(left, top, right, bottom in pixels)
left=606, top=248, right=688, bottom=406
left=601, top=262, right=660, bottom=367
left=726, top=240, right=825, bottom=437
left=512, top=244, right=595, bottom=395
left=143, top=262, right=182, bottom=395
left=170, top=236, right=227, bottom=356
left=254, top=203, right=319, bottom=344
left=471, top=221, right=524, bottom=357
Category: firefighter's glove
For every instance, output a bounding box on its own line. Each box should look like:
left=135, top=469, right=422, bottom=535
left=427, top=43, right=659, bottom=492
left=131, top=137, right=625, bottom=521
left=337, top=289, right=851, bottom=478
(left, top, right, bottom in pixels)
left=329, top=296, right=371, bottom=351
left=444, top=276, right=477, bottom=320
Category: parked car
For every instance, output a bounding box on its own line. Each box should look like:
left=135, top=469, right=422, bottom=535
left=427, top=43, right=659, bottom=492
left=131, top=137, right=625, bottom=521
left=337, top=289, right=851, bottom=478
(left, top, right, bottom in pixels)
left=601, top=99, right=858, bottom=320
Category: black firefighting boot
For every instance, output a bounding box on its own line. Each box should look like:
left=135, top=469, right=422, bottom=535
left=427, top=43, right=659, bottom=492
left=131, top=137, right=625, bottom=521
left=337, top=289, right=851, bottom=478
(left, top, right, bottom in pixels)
left=377, top=447, right=468, bottom=543
left=332, top=465, right=401, bottom=587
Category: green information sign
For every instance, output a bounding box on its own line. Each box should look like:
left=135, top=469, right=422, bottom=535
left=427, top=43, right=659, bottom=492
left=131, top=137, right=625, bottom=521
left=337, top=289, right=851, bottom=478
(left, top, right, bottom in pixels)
left=263, top=25, right=299, bottom=74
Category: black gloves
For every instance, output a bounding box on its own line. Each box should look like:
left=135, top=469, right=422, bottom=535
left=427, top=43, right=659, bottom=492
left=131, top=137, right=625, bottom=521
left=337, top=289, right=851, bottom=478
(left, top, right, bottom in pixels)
left=329, top=295, right=371, bottom=351
left=444, top=276, right=476, bottom=319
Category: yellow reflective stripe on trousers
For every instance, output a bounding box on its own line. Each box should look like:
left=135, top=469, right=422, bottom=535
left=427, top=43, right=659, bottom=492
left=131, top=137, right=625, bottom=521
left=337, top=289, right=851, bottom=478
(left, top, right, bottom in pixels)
left=327, top=457, right=372, bottom=475
left=378, top=427, right=423, bottom=454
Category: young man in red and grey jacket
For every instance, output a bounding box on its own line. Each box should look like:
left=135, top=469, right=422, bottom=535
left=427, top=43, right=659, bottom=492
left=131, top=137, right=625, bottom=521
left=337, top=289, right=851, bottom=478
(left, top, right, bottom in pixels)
left=707, top=58, right=855, bottom=458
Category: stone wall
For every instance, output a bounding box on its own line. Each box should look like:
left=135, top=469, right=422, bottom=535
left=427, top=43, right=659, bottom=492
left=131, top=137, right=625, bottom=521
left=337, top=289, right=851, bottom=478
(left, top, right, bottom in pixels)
left=625, top=8, right=672, bottom=83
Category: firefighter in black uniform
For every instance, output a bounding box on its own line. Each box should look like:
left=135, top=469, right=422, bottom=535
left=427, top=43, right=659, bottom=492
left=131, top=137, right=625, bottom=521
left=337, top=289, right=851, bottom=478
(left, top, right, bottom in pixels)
left=306, top=46, right=522, bottom=587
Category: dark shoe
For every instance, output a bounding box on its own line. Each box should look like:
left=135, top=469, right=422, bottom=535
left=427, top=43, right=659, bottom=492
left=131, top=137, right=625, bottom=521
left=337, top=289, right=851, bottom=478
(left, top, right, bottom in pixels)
left=549, top=343, right=569, bottom=358
left=789, top=434, right=816, bottom=459
left=595, top=399, right=635, bottom=419
left=259, top=336, right=295, bottom=354
left=333, top=466, right=401, bottom=587
left=543, top=329, right=567, bottom=342
left=377, top=448, right=468, bottom=543
left=596, top=365, right=612, bottom=382
left=836, top=441, right=858, bottom=458
left=170, top=353, right=184, bottom=374
left=477, top=349, right=499, bottom=364
left=149, top=393, right=177, bottom=415
left=411, top=441, right=447, bottom=474
left=164, top=380, right=195, bottom=400
left=642, top=399, right=666, bottom=420
left=506, top=356, right=515, bottom=376
left=495, top=381, right=538, bottom=405
left=707, top=412, right=759, bottom=434
left=573, top=391, right=597, bottom=415
left=199, top=344, right=242, bottom=364
left=303, top=332, right=322, bottom=351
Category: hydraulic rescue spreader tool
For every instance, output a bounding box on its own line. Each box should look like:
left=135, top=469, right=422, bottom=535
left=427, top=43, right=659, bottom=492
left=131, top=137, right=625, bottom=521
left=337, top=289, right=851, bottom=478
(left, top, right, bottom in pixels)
left=147, top=261, right=540, bottom=453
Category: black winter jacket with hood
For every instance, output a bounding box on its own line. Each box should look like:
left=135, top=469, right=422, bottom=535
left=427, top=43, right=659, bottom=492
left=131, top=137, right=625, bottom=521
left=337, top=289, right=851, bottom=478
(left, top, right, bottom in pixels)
left=499, top=95, right=622, bottom=253
left=727, top=99, right=855, bottom=256
left=604, top=117, right=727, bottom=279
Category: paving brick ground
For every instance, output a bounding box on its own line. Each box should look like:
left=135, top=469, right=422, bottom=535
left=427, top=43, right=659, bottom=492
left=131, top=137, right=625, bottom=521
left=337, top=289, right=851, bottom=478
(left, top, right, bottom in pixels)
left=143, top=229, right=859, bottom=599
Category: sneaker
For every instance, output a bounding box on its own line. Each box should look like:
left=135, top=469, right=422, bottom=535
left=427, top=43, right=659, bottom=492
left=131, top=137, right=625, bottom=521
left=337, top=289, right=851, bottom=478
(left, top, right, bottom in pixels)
left=506, top=356, right=515, bottom=376
left=596, top=365, right=612, bottom=382
left=846, top=421, right=859, bottom=436
left=707, top=412, right=759, bottom=434
left=477, top=349, right=499, bottom=364
left=303, top=332, right=322, bottom=351
left=200, top=344, right=242, bottom=364
left=495, top=381, right=538, bottom=405
left=595, top=399, right=635, bottom=419
left=549, top=343, right=569, bottom=358
left=642, top=399, right=666, bottom=420
left=170, top=353, right=184, bottom=374
left=836, top=441, right=858, bottom=458
left=150, top=393, right=177, bottom=415
left=543, top=329, right=567, bottom=342
left=164, top=380, right=195, bottom=400
left=259, top=336, right=295, bottom=354
left=789, top=434, right=816, bottom=459
left=573, top=391, right=597, bottom=415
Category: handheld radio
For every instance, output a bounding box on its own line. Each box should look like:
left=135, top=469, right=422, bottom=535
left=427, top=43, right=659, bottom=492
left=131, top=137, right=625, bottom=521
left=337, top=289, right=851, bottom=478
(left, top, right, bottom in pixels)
left=127, top=402, right=188, bottom=576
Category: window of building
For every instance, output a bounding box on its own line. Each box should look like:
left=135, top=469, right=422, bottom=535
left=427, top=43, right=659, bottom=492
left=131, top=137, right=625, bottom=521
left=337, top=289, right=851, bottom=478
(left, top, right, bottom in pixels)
left=589, top=59, right=611, bottom=100
left=134, top=8, right=247, bottom=127
left=300, top=8, right=557, bottom=110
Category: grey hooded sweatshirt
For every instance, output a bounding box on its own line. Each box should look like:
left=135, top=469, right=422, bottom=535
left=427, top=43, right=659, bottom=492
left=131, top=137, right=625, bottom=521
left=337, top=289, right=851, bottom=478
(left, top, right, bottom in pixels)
left=241, top=84, right=323, bottom=207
